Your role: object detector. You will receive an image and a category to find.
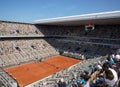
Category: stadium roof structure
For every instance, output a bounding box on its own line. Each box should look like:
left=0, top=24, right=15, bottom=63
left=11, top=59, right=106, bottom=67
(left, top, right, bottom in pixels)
left=35, top=11, right=120, bottom=25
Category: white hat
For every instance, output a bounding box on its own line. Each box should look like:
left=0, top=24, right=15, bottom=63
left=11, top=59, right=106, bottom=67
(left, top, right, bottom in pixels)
left=61, top=78, right=64, bottom=82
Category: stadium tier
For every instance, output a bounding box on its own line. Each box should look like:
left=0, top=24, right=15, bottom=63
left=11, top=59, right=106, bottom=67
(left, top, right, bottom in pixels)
left=0, top=11, right=120, bottom=87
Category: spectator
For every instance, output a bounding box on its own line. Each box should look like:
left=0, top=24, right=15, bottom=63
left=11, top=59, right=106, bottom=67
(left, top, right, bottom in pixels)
left=95, top=77, right=105, bottom=87
left=106, top=56, right=116, bottom=69
left=102, top=62, right=118, bottom=87
left=96, top=61, right=103, bottom=71
left=104, top=70, right=117, bottom=87
left=114, top=52, right=120, bottom=62
left=80, top=71, right=93, bottom=87
left=57, top=78, right=66, bottom=87
left=83, top=75, right=93, bottom=87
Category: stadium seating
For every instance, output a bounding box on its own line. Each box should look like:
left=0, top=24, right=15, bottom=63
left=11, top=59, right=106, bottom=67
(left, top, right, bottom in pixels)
left=46, top=38, right=119, bottom=57
left=0, top=68, right=18, bottom=87
left=0, top=20, right=120, bottom=87
left=36, top=25, right=120, bottom=38
left=0, top=21, right=43, bottom=36
left=0, top=39, right=59, bottom=67
left=1, top=21, right=120, bottom=39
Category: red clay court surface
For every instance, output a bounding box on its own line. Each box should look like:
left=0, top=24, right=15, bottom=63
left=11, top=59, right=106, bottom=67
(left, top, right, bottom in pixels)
left=5, top=55, right=80, bottom=87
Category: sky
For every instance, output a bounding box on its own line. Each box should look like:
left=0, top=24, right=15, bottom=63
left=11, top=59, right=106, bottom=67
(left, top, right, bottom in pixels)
left=0, top=0, right=120, bottom=23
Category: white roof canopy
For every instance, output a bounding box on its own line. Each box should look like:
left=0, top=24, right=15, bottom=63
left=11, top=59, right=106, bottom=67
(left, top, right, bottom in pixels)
left=34, top=11, right=120, bottom=25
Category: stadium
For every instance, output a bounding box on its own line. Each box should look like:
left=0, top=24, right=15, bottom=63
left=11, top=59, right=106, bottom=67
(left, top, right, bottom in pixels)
left=0, top=11, right=120, bottom=87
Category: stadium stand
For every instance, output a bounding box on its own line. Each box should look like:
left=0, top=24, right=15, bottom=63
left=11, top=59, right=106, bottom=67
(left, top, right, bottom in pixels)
left=36, top=25, right=120, bottom=38
left=0, top=11, right=120, bottom=87
left=0, top=39, right=59, bottom=67
left=0, top=21, right=43, bottom=36
left=0, top=67, right=18, bottom=87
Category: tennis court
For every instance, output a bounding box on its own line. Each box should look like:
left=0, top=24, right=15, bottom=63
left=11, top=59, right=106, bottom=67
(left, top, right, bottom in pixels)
left=5, top=55, right=80, bottom=87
